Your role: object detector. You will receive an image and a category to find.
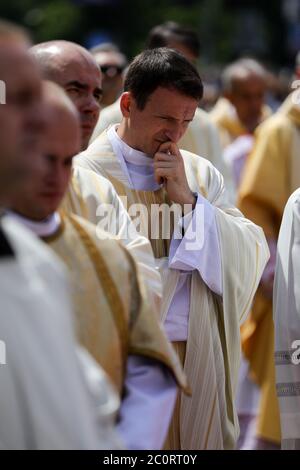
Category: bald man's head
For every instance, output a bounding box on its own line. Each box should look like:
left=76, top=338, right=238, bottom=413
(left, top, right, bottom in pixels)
left=0, top=20, right=45, bottom=204
left=90, top=43, right=127, bottom=107
left=222, top=58, right=267, bottom=131
left=9, top=81, right=81, bottom=220
left=31, top=40, right=102, bottom=149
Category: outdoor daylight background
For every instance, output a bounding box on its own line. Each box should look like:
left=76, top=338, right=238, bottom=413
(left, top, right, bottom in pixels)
left=1, top=0, right=300, bottom=106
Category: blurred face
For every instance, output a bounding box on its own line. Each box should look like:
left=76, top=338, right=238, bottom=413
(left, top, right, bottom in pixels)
left=167, top=41, right=198, bottom=65
left=10, top=108, right=81, bottom=220
left=94, top=51, right=126, bottom=106
left=53, top=53, right=102, bottom=149
left=0, top=39, right=44, bottom=201
left=119, top=87, right=198, bottom=156
left=228, top=75, right=266, bottom=131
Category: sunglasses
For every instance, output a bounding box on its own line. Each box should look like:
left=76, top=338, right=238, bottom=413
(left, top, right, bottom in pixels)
left=100, top=65, right=125, bottom=77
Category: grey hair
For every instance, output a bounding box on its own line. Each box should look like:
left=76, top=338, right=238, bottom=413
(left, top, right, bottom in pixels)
left=222, top=58, right=267, bottom=93
left=90, top=42, right=120, bottom=54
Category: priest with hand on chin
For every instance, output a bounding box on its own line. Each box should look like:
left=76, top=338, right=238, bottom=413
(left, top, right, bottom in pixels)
left=74, top=47, right=270, bottom=450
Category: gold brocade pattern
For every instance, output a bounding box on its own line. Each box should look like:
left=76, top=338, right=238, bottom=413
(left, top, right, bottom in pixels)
left=67, top=214, right=129, bottom=368
left=43, top=212, right=189, bottom=394
left=43, top=214, right=131, bottom=392
left=103, top=174, right=174, bottom=260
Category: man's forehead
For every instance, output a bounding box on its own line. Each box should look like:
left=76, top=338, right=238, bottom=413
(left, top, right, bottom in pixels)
left=146, top=87, right=198, bottom=114
left=234, top=74, right=266, bottom=92
left=60, top=57, right=101, bottom=87
left=0, top=47, right=41, bottom=87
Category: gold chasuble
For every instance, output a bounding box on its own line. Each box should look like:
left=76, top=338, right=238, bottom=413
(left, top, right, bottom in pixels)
left=42, top=212, right=187, bottom=395
left=62, top=167, right=162, bottom=314
left=74, top=129, right=269, bottom=449
left=238, top=94, right=300, bottom=444
left=211, top=97, right=272, bottom=149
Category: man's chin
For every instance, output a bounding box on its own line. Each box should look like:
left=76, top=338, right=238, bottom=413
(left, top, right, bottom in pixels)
left=81, top=128, right=94, bottom=150
left=38, top=195, right=63, bottom=217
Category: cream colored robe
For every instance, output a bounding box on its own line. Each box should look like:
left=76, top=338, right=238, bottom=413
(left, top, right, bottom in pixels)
left=42, top=211, right=187, bottom=394
left=90, top=100, right=235, bottom=202
left=0, top=215, right=122, bottom=450
left=274, top=188, right=300, bottom=450
left=62, top=167, right=162, bottom=313
left=238, top=93, right=300, bottom=443
left=74, top=130, right=269, bottom=449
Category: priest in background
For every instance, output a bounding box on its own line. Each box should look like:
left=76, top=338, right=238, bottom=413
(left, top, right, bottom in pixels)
left=273, top=188, right=300, bottom=450
left=238, top=52, right=300, bottom=449
left=211, top=58, right=271, bottom=199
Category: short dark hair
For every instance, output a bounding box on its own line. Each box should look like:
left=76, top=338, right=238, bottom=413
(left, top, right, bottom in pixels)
left=124, top=47, right=203, bottom=110
left=145, top=21, right=201, bottom=59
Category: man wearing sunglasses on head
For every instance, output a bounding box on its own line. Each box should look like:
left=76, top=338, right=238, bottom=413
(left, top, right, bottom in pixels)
left=90, top=42, right=127, bottom=109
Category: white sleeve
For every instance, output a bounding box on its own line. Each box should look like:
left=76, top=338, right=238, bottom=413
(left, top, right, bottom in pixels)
left=169, top=193, right=223, bottom=296
left=117, top=355, right=177, bottom=450
left=0, top=250, right=123, bottom=450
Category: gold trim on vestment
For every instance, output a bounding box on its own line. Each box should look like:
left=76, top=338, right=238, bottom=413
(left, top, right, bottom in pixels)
left=67, top=215, right=129, bottom=378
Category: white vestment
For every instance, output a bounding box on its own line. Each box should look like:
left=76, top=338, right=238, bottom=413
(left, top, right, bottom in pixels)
left=0, top=215, right=122, bottom=450
left=7, top=211, right=178, bottom=451
left=274, top=188, right=300, bottom=450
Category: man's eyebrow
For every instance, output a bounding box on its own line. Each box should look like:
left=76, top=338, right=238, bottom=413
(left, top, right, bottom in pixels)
left=65, top=80, right=88, bottom=90
left=155, top=113, right=193, bottom=121
left=65, top=81, right=102, bottom=97
left=155, top=113, right=175, bottom=119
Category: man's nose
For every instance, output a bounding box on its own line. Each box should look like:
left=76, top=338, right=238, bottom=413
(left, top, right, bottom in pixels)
left=45, top=164, right=63, bottom=186
left=164, top=123, right=184, bottom=143
left=251, top=95, right=264, bottom=111
left=81, top=94, right=100, bottom=114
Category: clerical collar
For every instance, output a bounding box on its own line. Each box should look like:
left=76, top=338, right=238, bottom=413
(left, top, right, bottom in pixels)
left=110, top=124, right=154, bottom=167
left=7, top=211, right=61, bottom=237
left=107, top=124, right=162, bottom=191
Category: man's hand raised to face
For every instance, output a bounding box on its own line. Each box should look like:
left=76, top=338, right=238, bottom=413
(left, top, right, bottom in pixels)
left=154, top=141, right=196, bottom=210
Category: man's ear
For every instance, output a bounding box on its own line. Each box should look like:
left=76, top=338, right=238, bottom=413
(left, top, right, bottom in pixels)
left=120, top=92, right=132, bottom=117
